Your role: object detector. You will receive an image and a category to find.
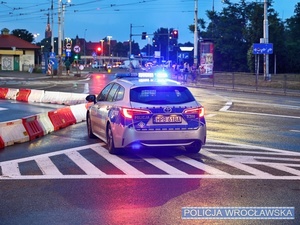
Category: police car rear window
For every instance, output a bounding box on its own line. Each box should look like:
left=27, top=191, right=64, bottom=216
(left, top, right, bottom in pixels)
left=130, top=86, right=195, bottom=104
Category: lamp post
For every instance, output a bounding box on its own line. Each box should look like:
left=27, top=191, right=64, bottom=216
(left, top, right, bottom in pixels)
left=84, top=29, right=87, bottom=65
left=58, top=0, right=71, bottom=75
left=263, top=0, right=270, bottom=81
left=99, top=39, right=104, bottom=67
left=100, top=40, right=104, bottom=57
left=194, top=0, right=198, bottom=66
left=107, top=36, right=112, bottom=64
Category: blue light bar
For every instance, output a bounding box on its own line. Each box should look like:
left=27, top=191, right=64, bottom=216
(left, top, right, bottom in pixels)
left=155, top=71, right=168, bottom=78
left=138, top=72, right=154, bottom=78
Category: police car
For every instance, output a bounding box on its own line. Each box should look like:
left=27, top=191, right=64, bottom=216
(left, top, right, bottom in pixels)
left=85, top=72, right=206, bottom=154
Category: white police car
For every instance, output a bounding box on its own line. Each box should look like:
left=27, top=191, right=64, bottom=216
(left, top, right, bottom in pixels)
left=85, top=72, right=206, bottom=154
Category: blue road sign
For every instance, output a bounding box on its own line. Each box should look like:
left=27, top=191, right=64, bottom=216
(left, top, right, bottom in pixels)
left=178, top=52, right=189, bottom=59
left=49, top=52, right=56, bottom=58
left=253, top=43, right=273, bottom=54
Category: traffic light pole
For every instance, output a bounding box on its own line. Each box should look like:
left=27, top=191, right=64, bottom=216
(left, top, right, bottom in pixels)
left=193, top=0, right=198, bottom=66
left=129, top=24, right=144, bottom=59
left=263, top=0, right=270, bottom=81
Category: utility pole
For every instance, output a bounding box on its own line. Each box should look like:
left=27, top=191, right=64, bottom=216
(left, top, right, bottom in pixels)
left=51, top=0, right=54, bottom=52
left=58, top=0, right=62, bottom=59
left=194, top=0, right=198, bottom=66
left=263, top=0, right=270, bottom=81
left=129, top=23, right=144, bottom=59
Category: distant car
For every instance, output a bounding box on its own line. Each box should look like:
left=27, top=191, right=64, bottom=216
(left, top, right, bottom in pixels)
left=85, top=72, right=206, bottom=154
left=92, top=62, right=104, bottom=69
left=91, top=62, right=99, bottom=68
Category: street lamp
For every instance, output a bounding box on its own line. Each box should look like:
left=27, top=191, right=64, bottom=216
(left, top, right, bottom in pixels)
left=107, top=36, right=112, bottom=64
left=33, top=33, right=40, bottom=43
left=263, top=0, right=270, bottom=81
left=84, top=29, right=87, bottom=65
left=58, top=0, right=71, bottom=58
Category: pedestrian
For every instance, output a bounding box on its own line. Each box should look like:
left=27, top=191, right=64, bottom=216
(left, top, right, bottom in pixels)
left=183, top=62, right=189, bottom=83
left=64, top=59, right=71, bottom=75
left=191, top=63, right=197, bottom=82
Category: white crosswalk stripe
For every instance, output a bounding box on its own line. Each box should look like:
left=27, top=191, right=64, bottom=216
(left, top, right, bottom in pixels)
left=0, top=141, right=300, bottom=180
left=64, top=151, right=106, bottom=176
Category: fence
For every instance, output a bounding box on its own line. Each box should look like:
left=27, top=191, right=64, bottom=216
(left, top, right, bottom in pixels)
left=173, top=71, right=300, bottom=96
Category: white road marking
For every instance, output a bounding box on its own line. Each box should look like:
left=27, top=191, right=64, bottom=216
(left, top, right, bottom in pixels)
left=137, top=154, right=187, bottom=175
left=35, top=157, right=62, bottom=176
left=290, top=130, right=300, bottom=133
left=1, top=141, right=300, bottom=180
left=217, top=100, right=300, bottom=119
left=200, top=149, right=272, bottom=177
left=175, top=155, right=230, bottom=175
left=1, top=161, right=21, bottom=177
left=65, top=151, right=106, bottom=175
left=0, top=107, right=8, bottom=111
left=235, top=123, right=262, bottom=128
left=222, top=109, right=300, bottom=119
left=219, top=101, right=232, bottom=111
left=92, top=145, right=145, bottom=175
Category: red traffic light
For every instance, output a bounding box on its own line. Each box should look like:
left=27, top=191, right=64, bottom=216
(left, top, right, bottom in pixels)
left=96, top=47, right=101, bottom=56
left=172, top=30, right=178, bottom=39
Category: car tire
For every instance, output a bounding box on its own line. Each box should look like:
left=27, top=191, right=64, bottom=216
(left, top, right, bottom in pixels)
left=185, top=141, right=202, bottom=153
left=107, top=123, right=119, bottom=154
left=87, top=113, right=96, bottom=138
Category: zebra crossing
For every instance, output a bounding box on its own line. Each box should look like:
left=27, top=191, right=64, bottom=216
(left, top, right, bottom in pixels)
left=1, top=141, right=300, bottom=180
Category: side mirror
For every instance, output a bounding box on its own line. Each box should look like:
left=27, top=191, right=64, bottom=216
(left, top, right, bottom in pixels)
left=86, top=94, right=96, bottom=103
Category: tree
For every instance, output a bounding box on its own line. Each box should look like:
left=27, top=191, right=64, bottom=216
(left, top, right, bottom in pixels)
left=285, top=3, right=300, bottom=73
left=11, top=29, right=34, bottom=43
left=189, top=0, right=290, bottom=73
left=152, top=27, right=178, bottom=62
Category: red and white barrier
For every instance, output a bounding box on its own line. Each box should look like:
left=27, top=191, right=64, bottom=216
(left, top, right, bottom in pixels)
left=48, top=107, right=77, bottom=131
left=22, top=115, right=44, bottom=141
left=0, top=119, right=30, bottom=147
left=6, top=88, right=19, bottom=100
left=16, top=89, right=31, bottom=102
left=0, top=88, right=91, bottom=149
left=42, top=91, right=62, bottom=104
left=66, top=93, right=87, bottom=105
left=28, top=89, right=45, bottom=103
left=36, top=112, right=54, bottom=135
left=0, top=88, right=8, bottom=99
left=70, top=104, right=87, bottom=123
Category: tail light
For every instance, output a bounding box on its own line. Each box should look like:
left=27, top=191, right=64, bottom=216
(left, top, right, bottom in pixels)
left=183, top=107, right=205, bottom=117
left=121, top=108, right=151, bottom=119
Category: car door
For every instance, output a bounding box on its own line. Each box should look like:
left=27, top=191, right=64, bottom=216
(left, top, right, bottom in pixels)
left=91, top=83, right=114, bottom=138
left=96, top=83, right=120, bottom=139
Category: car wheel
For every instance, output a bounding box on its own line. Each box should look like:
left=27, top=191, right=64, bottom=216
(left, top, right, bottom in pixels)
left=185, top=141, right=202, bottom=153
left=107, top=123, right=119, bottom=154
left=87, top=113, right=96, bottom=138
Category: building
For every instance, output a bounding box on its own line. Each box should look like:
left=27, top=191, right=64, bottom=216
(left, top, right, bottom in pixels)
left=0, top=28, right=40, bottom=71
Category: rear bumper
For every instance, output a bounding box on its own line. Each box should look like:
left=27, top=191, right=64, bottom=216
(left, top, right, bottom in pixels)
left=112, top=124, right=206, bottom=148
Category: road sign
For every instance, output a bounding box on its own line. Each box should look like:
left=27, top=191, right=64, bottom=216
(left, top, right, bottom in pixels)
left=253, top=43, right=273, bottom=54
left=49, top=52, right=56, bottom=59
left=177, top=52, right=189, bottom=59
left=73, top=45, right=81, bottom=53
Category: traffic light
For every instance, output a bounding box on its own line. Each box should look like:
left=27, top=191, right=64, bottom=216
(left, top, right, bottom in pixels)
left=96, top=47, right=101, bottom=56
left=142, top=32, right=147, bottom=40
left=172, top=30, right=178, bottom=39
left=74, top=54, right=78, bottom=60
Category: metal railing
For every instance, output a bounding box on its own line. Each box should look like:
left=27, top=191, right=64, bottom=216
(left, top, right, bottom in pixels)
left=172, top=71, right=300, bottom=96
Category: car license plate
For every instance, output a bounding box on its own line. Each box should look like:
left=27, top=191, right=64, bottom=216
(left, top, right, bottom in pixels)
left=153, top=115, right=182, bottom=124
